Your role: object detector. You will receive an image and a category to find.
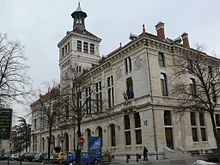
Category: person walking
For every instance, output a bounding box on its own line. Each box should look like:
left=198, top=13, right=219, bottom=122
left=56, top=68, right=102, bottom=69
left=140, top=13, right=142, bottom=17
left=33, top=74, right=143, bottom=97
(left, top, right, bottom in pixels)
left=143, top=146, right=148, bottom=161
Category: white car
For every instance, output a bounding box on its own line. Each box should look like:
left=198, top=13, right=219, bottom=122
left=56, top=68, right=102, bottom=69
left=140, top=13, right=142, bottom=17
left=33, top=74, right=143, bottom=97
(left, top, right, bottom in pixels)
left=11, top=154, right=19, bottom=160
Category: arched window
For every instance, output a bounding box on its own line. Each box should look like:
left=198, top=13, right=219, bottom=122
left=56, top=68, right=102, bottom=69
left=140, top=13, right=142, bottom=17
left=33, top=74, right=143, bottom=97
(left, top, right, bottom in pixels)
left=96, top=126, right=103, bottom=146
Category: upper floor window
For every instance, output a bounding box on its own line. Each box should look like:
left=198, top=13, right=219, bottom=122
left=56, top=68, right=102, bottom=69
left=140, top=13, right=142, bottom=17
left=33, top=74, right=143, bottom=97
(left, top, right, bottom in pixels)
left=67, top=42, right=70, bottom=53
left=158, top=52, right=165, bottom=67
left=90, top=43, right=95, bottom=54
left=61, top=48, right=64, bottom=58
left=190, top=112, right=196, bottom=126
left=34, top=118, right=37, bottom=129
left=189, top=78, right=196, bottom=97
left=83, top=42, right=88, bottom=53
left=124, top=115, right=130, bottom=130
left=86, top=87, right=91, bottom=114
left=164, top=111, right=172, bottom=125
left=96, top=81, right=102, bottom=111
left=160, top=73, right=168, bottom=96
left=77, top=40, right=82, bottom=52
left=134, top=112, right=141, bottom=128
left=126, top=77, right=134, bottom=99
left=107, top=76, right=114, bottom=108
left=199, top=113, right=205, bottom=126
left=125, top=57, right=132, bottom=73
left=216, top=114, right=220, bottom=126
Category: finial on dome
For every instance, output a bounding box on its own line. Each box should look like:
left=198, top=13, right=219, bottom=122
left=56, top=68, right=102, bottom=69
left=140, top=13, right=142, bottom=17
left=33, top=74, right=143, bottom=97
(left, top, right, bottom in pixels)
left=120, top=42, right=122, bottom=47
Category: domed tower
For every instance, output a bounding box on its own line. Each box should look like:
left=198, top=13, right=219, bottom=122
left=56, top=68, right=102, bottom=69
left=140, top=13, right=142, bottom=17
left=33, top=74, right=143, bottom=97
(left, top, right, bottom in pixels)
left=58, top=2, right=102, bottom=89
left=71, top=2, right=87, bottom=30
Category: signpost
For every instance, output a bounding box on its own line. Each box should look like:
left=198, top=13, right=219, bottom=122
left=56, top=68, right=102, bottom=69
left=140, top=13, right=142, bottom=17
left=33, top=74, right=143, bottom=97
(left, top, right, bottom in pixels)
left=0, top=108, right=12, bottom=140
left=78, top=137, right=85, bottom=145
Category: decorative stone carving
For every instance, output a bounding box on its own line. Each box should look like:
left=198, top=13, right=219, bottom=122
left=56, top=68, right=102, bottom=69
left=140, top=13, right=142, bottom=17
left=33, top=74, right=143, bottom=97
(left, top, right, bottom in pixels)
left=134, top=56, right=144, bottom=71
left=115, top=67, right=122, bottom=79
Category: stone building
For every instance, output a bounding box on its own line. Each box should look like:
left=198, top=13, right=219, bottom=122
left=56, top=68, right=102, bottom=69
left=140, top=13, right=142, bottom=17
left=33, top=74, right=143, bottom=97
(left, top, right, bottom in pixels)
left=31, top=3, right=220, bottom=160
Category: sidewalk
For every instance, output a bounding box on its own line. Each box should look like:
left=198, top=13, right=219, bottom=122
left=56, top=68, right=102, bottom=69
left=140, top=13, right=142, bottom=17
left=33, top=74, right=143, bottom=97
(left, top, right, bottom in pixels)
left=108, top=157, right=210, bottom=165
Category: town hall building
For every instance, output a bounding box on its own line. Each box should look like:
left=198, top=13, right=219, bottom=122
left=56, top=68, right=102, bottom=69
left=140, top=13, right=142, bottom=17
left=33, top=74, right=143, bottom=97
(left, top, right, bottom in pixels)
left=31, top=3, right=220, bottom=160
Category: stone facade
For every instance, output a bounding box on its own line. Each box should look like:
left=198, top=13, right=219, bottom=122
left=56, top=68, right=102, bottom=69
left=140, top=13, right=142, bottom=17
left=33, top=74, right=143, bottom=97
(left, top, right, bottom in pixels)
left=31, top=3, right=220, bottom=160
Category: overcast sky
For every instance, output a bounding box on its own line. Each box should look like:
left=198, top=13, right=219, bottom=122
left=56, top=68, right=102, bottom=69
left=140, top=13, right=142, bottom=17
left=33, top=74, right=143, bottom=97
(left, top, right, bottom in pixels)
left=1, top=0, right=220, bottom=117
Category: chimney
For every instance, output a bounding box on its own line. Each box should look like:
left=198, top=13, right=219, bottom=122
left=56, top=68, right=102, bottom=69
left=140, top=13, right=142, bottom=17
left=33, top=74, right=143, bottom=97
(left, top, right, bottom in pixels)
left=155, top=22, right=165, bottom=39
left=181, top=32, right=190, bottom=48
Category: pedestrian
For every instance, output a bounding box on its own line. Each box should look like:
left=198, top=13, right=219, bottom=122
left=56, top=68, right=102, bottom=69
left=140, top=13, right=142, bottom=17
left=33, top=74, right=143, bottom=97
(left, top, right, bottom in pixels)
left=143, top=146, right=148, bottom=161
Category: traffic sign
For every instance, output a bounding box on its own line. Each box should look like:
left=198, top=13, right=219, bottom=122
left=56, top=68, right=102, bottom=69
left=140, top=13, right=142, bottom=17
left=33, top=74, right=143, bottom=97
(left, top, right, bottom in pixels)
left=0, top=108, right=12, bottom=140
left=78, top=137, right=85, bottom=145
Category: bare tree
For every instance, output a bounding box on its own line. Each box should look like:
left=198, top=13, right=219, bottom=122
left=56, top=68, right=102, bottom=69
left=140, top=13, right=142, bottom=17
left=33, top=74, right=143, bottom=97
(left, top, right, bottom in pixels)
left=171, top=45, right=220, bottom=160
left=60, top=63, right=106, bottom=164
left=0, top=34, right=31, bottom=106
left=31, top=82, right=62, bottom=160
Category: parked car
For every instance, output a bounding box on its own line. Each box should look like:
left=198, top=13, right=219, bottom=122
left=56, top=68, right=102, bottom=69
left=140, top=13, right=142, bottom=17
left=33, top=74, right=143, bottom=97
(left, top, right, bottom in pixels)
left=61, top=151, right=101, bottom=165
left=17, top=152, right=29, bottom=161
left=34, top=152, right=48, bottom=162
left=52, top=152, right=64, bottom=164
left=26, top=152, right=39, bottom=161
left=10, top=154, right=19, bottom=160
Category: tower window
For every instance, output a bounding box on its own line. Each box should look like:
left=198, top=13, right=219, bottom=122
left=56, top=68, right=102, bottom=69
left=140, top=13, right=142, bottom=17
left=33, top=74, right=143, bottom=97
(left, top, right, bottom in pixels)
left=77, top=40, right=82, bottom=52
left=83, top=42, right=88, bottom=53
left=90, top=43, right=95, bottom=54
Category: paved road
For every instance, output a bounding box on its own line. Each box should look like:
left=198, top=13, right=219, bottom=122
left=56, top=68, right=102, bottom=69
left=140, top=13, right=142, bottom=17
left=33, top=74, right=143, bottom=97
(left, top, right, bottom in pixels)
left=0, top=160, right=42, bottom=165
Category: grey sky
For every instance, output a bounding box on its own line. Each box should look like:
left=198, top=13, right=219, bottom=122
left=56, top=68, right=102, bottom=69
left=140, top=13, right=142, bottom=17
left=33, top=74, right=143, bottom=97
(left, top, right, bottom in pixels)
left=1, top=0, right=220, bottom=115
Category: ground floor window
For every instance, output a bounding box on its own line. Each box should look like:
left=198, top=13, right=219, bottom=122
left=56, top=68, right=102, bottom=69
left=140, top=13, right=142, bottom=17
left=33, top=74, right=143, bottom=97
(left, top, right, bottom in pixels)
left=165, top=128, right=174, bottom=149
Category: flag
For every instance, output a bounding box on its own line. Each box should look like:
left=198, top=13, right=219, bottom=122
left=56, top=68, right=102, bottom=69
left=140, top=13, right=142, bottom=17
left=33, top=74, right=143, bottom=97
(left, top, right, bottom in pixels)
left=122, top=91, right=128, bottom=102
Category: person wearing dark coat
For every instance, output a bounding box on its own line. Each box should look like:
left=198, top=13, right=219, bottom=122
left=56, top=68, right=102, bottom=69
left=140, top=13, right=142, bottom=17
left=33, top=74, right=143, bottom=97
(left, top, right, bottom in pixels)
left=143, top=146, right=148, bottom=161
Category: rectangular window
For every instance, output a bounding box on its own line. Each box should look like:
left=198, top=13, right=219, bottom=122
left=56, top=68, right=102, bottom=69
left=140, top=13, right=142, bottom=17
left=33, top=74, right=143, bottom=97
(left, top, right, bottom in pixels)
left=83, top=42, right=88, bottom=53
left=158, top=52, right=165, bottom=67
left=201, top=128, right=207, bottom=141
left=126, top=77, right=134, bottom=99
left=216, top=114, right=220, bottom=126
left=192, top=128, right=198, bottom=141
left=134, top=112, right=141, bottom=128
left=190, top=78, right=196, bottom=97
left=86, top=87, right=91, bottom=114
left=96, top=81, right=102, bottom=111
left=164, top=111, right=172, bottom=125
left=125, top=57, right=132, bottom=74
left=199, top=113, right=205, bottom=126
left=125, top=131, right=131, bottom=145
left=90, top=43, right=95, bottom=54
left=77, top=40, right=82, bottom=52
left=135, top=130, right=142, bottom=144
left=65, top=45, right=67, bottom=53
left=160, top=73, right=168, bottom=96
left=191, top=112, right=196, bottom=126
left=62, top=48, right=64, bottom=58
left=67, top=42, right=70, bottom=53
left=124, top=115, right=130, bottom=130
left=107, top=76, right=114, bottom=108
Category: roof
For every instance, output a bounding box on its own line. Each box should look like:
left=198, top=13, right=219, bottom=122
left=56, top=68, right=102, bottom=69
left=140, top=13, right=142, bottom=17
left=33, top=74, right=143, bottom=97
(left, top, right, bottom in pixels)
left=73, top=27, right=101, bottom=41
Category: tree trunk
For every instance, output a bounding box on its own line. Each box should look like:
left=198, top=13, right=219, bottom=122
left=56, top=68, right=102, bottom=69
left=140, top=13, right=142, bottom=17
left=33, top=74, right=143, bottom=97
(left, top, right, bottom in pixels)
left=209, top=112, right=220, bottom=162
left=48, top=125, right=52, bottom=160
